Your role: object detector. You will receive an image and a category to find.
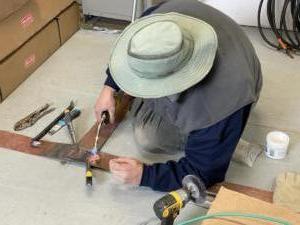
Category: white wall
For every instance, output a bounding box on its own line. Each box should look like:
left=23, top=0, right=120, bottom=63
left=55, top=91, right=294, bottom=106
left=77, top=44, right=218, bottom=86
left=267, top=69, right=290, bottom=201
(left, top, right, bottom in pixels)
left=147, top=0, right=294, bottom=28
left=203, top=0, right=293, bottom=28
left=81, top=0, right=293, bottom=28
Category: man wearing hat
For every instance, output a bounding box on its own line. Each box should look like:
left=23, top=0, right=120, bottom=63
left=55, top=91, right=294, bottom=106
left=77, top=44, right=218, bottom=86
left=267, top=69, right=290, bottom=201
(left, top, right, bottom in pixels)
left=93, top=0, right=262, bottom=191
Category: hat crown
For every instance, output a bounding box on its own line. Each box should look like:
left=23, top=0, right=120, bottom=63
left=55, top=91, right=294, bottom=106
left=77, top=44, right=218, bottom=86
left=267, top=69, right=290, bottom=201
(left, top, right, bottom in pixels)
left=129, top=21, right=183, bottom=59
left=109, top=13, right=218, bottom=98
left=127, top=21, right=194, bottom=78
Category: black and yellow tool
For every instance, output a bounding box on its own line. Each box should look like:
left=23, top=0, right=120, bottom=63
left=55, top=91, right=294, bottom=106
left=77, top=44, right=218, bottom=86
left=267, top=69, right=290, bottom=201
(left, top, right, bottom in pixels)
left=86, top=159, right=93, bottom=186
left=85, top=111, right=110, bottom=187
left=153, top=175, right=208, bottom=225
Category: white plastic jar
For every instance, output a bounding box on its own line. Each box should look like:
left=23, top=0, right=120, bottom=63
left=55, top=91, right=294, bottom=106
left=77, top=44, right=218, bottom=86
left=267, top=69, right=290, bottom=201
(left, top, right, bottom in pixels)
left=266, top=131, right=290, bottom=159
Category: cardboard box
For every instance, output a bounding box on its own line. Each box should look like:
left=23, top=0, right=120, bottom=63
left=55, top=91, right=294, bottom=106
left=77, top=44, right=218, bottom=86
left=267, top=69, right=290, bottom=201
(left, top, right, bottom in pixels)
left=202, top=188, right=300, bottom=225
left=0, top=0, right=29, bottom=21
left=0, top=20, right=60, bottom=102
left=57, top=3, right=80, bottom=44
left=0, top=0, right=74, bottom=61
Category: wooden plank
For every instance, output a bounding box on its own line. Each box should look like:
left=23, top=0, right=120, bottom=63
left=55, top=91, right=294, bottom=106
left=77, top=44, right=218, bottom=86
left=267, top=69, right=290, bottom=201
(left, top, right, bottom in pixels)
left=209, top=183, right=273, bottom=203
left=202, top=188, right=300, bottom=225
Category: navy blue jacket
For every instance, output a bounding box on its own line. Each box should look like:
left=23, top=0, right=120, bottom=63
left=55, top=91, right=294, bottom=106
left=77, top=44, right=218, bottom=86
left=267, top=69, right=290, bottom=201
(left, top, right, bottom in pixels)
left=105, top=65, right=251, bottom=192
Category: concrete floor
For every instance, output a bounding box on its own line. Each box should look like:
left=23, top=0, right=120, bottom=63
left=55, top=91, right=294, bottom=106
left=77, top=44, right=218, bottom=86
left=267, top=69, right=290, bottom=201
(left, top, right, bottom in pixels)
left=0, top=27, right=299, bottom=224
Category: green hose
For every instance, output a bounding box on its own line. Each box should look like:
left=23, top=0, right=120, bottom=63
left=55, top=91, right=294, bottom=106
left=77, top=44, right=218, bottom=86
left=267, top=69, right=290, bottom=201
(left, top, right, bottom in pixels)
left=177, top=212, right=292, bottom=225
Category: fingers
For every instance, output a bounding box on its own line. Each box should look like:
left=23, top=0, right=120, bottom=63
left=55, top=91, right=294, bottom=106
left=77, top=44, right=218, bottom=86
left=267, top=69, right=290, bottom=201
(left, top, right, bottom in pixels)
left=111, top=157, right=134, bottom=164
left=94, top=103, right=104, bottom=122
left=109, top=157, right=144, bottom=185
left=95, top=108, right=115, bottom=123
left=112, top=172, right=130, bottom=183
left=94, top=87, right=116, bottom=123
left=110, top=161, right=129, bottom=183
left=110, top=158, right=133, bottom=171
left=108, top=108, right=115, bottom=124
left=110, top=158, right=138, bottom=167
left=88, top=155, right=100, bottom=165
left=95, top=107, right=115, bottom=124
left=95, top=110, right=101, bottom=122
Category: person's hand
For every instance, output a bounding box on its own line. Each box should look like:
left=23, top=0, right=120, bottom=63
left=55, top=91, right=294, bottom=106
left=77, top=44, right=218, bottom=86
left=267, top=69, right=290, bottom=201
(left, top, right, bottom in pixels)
left=109, top=157, right=143, bottom=185
left=94, top=85, right=116, bottom=123
left=89, top=154, right=100, bottom=165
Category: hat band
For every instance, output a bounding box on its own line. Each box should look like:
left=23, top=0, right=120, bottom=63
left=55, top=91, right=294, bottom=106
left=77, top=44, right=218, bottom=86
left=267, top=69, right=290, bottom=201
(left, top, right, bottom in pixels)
left=127, top=33, right=194, bottom=79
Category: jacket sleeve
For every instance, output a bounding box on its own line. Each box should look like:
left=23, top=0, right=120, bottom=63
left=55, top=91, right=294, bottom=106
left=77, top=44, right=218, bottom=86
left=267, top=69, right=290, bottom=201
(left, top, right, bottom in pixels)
left=140, top=105, right=251, bottom=192
left=104, top=68, right=120, bottom=91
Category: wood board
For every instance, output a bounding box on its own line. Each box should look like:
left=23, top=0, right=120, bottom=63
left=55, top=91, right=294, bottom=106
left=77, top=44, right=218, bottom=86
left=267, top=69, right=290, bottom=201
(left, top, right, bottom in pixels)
left=202, top=187, right=300, bottom=225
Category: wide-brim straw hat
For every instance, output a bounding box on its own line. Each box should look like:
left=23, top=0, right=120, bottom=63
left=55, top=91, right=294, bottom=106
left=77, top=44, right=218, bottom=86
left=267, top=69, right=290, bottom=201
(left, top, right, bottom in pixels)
left=109, top=13, right=218, bottom=98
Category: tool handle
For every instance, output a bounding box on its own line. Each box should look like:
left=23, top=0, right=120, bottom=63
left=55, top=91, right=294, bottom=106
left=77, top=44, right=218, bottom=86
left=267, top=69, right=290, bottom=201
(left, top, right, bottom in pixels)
left=48, top=120, right=65, bottom=135
left=35, top=107, right=56, bottom=121
left=70, top=108, right=81, bottom=120
left=31, top=102, right=75, bottom=145
left=67, top=122, right=77, bottom=144
left=86, top=160, right=93, bottom=186
left=48, top=109, right=81, bottom=136
left=86, top=175, right=93, bottom=186
left=161, top=216, right=175, bottom=225
left=93, top=111, right=110, bottom=150
left=32, top=114, right=64, bottom=143
left=101, top=111, right=110, bottom=124
left=64, top=108, right=81, bottom=123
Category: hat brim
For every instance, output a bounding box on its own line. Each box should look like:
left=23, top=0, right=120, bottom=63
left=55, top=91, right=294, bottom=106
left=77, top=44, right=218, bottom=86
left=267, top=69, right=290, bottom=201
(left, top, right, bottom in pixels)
left=109, top=13, right=218, bottom=98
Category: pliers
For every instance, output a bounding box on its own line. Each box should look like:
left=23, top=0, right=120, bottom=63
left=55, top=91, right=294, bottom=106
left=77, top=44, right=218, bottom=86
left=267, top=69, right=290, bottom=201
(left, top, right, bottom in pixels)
left=14, top=103, right=55, bottom=131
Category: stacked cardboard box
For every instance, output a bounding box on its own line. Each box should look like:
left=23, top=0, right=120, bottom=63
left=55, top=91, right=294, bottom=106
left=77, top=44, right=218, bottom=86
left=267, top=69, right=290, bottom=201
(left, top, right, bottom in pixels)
left=0, top=0, right=29, bottom=21
left=57, top=3, right=81, bottom=44
left=0, top=0, right=80, bottom=102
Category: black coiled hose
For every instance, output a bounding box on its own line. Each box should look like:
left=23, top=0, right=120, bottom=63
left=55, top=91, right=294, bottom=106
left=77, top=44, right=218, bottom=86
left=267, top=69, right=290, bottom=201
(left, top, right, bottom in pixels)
left=258, top=0, right=300, bottom=57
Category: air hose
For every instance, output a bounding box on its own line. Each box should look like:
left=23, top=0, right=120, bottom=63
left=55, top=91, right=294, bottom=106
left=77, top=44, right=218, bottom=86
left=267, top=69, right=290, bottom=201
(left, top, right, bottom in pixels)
left=258, top=0, right=300, bottom=58
left=178, top=212, right=292, bottom=225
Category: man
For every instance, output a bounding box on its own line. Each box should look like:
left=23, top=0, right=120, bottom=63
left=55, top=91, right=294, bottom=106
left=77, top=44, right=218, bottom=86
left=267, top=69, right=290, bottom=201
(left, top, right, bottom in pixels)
left=93, top=0, right=262, bottom=192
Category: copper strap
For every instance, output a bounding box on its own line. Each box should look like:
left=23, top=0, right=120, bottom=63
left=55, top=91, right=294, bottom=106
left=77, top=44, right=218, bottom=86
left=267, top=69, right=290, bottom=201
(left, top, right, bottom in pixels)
left=0, top=94, right=273, bottom=202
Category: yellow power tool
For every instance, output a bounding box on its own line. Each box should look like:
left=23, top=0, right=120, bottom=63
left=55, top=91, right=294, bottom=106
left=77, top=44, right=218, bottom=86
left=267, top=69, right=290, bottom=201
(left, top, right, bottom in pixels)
left=153, top=175, right=208, bottom=225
